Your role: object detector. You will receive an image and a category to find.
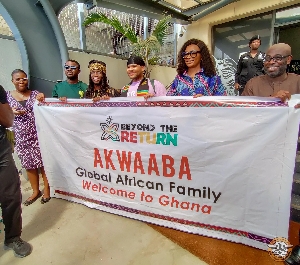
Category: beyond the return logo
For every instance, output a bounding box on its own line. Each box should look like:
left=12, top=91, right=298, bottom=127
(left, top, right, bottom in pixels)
left=100, top=116, right=178, bottom=146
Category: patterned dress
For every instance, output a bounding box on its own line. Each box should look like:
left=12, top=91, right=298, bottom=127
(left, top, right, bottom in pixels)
left=6, top=90, right=43, bottom=169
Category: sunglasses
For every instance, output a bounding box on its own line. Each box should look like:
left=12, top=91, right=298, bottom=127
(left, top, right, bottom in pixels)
left=264, top=55, right=290, bottom=62
left=64, top=65, right=78, bottom=70
left=182, top=51, right=201, bottom=59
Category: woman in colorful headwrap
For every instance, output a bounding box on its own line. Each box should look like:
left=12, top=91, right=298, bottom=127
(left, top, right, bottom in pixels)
left=120, top=56, right=167, bottom=99
left=85, top=60, right=120, bottom=101
left=167, top=38, right=226, bottom=97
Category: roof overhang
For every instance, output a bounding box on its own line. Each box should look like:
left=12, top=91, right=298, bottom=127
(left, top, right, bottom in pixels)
left=84, top=0, right=240, bottom=24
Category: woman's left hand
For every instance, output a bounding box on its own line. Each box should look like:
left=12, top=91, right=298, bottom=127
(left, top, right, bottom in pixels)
left=36, top=93, right=45, bottom=102
left=144, top=93, right=155, bottom=100
left=193, top=94, right=203, bottom=98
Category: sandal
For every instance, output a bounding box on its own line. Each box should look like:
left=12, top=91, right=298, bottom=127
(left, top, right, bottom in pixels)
left=23, top=191, right=42, bottom=206
left=41, top=197, right=51, bottom=204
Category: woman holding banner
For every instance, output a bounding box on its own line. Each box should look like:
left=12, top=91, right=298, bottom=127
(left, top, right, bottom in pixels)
left=6, top=69, right=50, bottom=206
left=85, top=60, right=121, bottom=101
left=167, top=38, right=226, bottom=97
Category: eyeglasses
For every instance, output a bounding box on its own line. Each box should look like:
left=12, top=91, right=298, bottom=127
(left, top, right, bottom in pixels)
left=264, top=55, right=290, bottom=62
left=181, top=51, right=201, bottom=59
left=14, top=78, right=28, bottom=82
left=64, top=65, right=78, bottom=70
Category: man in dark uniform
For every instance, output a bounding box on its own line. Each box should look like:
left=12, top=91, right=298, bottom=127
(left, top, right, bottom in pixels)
left=234, top=35, right=265, bottom=95
left=0, top=85, right=32, bottom=258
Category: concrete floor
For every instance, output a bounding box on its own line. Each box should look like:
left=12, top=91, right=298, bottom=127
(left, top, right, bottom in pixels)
left=0, top=176, right=208, bottom=265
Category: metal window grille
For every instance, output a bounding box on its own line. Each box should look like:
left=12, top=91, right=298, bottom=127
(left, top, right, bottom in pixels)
left=58, top=3, right=176, bottom=66
left=0, top=15, right=13, bottom=37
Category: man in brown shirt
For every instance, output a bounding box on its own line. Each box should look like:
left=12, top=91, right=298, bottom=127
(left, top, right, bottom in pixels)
left=242, top=43, right=300, bottom=102
left=243, top=44, right=300, bottom=265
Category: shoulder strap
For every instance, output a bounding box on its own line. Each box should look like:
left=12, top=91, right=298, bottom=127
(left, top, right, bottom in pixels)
left=150, top=79, right=156, bottom=94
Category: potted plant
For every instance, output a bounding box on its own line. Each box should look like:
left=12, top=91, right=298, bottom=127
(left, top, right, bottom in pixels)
left=83, top=12, right=172, bottom=77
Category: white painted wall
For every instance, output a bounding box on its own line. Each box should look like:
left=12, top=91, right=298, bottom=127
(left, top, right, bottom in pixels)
left=0, top=38, right=22, bottom=91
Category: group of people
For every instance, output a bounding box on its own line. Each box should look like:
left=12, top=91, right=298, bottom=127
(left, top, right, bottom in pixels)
left=41, top=38, right=227, bottom=103
left=1, top=37, right=300, bottom=259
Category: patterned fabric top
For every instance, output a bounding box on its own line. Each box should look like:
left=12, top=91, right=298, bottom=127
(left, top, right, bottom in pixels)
left=121, top=78, right=166, bottom=97
left=85, top=86, right=121, bottom=98
left=6, top=90, right=39, bottom=144
left=6, top=90, right=43, bottom=169
left=167, top=69, right=226, bottom=96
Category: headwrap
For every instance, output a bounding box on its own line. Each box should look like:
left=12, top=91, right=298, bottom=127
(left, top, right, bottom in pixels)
left=89, top=62, right=106, bottom=74
left=127, top=56, right=145, bottom=66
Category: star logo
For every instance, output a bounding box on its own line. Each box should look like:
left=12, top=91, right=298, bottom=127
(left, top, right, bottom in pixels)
left=100, top=116, right=120, bottom=141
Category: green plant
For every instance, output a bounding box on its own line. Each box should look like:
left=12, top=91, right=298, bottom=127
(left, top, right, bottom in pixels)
left=83, top=13, right=172, bottom=76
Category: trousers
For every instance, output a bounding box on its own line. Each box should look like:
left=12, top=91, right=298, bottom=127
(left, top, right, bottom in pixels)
left=0, top=137, right=22, bottom=242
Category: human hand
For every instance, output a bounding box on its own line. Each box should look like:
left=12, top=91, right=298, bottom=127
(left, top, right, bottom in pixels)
left=58, top=97, right=67, bottom=102
left=36, top=93, right=45, bottom=102
left=144, top=93, right=155, bottom=100
left=93, top=95, right=110, bottom=102
left=294, top=104, right=300, bottom=109
left=234, top=83, right=240, bottom=90
left=193, top=94, right=203, bottom=98
left=12, top=107, right=26, bottom=115
left=272, top=90, right=291, bottom=102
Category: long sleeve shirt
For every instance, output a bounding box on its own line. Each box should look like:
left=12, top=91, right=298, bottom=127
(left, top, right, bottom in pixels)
left=167, top=70, right=226, bottom=96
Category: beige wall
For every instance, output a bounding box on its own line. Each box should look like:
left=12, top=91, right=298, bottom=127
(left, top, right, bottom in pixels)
left=184, top=0, right=300, bottom=49
left=69, top=51, right=128, bottom=89
left=69, top=51, right=177, bottom=89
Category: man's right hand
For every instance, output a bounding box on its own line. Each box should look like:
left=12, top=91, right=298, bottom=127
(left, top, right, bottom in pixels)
left=234, top=83, right=240, bottom=90
left=273, top=90, right=291, bottom=102
left=59, top=97, right=67, bottom=102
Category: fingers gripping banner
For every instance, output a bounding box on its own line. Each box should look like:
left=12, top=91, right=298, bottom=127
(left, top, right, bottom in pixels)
left=34, top=97, right=300, bottom=250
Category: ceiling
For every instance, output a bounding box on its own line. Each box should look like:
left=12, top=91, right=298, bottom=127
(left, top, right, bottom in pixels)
left=83, top=0, right=239, bottom=24
left=159, top=0, right=216, bottom=11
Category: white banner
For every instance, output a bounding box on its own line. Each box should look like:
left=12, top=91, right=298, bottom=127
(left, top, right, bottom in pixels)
left=34, top=96, right=300, bottom=250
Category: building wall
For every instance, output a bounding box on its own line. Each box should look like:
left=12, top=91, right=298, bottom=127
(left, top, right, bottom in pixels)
left=0, top=38, right=22, bottom=91
left=184, top=0, right=300, bottom=49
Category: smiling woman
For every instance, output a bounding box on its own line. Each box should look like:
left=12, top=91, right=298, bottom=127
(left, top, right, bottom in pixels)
left=167, top=38, right=226, bottom=97
left=6, top=69, right=51, bottom=206
left=85, top=60, right=121, bottom=101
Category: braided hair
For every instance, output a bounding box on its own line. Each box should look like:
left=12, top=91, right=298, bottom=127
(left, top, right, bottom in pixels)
left=177, top=38, right=216, bottom=77
left=86, top=60, right=110, bottom=98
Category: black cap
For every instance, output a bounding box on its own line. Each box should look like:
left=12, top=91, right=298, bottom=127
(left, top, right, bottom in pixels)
left=127, top=56, right=145, bottom=66
left=249, top=35, right=261, bottom=45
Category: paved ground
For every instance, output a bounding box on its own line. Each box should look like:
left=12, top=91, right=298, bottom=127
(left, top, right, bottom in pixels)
left=0, top=176, right=207, bottom=265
